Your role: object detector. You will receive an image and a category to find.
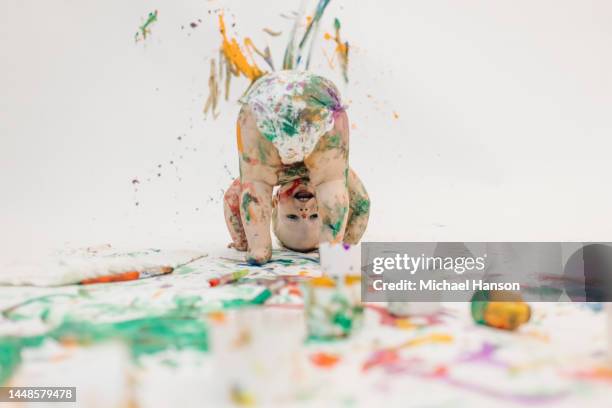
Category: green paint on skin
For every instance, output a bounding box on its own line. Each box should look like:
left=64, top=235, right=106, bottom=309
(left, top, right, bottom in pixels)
left=351, top=198, right=370, bottom=217
left=257, top=141, right=268, bottom=164
left=241, top=193, right=258, bottom=223
left=281, top=105, right=300, bottom=137
left=303, top=77, right=335, bottom=109
left=344, top=167, right=349, bottom=187
left=324, top=206, right=348, bottom=238
left=261, top=119, right=277, bottom=142
left=326, top=134, right=341, bottom=149
left=279, top=163, right=309, bottom=184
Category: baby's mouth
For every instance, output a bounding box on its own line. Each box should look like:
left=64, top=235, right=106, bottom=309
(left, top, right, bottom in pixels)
left=294, top=191, right=314, bottom=202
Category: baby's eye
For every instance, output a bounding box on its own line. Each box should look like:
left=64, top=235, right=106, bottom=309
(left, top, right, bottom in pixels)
left=286, top=214, right=299, bottom=220
left=309, top=214, right=318, bottom=220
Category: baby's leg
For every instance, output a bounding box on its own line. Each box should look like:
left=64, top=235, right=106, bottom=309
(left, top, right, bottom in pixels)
left=223, top=178, right=248, bottom=250
left=345, top=168, right=370, bottom=244
left=305, top=111, right=350, bottom=243
left=236, top=106, right=281, bottom=264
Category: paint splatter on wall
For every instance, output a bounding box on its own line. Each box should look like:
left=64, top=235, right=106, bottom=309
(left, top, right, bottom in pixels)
left=134, top=10, right=158, bottom=43
left=324, top=18, right=349, bottom=83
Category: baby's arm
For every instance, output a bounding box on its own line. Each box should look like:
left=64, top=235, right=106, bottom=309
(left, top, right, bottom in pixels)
left=223, top=178, right=248, bottom=251
left=306, top=111, right=350, bottom=244
left=236, top=107, right=280, bottom=264
left=345, top=169, right=370, bottom=244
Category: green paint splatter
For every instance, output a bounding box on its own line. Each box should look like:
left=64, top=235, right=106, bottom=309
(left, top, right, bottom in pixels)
left=0, top=295, right=210, bottom=384
left=280, top=106, right=300, bottom=137
left=324, top=206, right=348, bottom=238
left=326, top=134, right=341, bottom=149
left=279, top=163, right=309, bottom=184
left=241, top=193, right=258, bottom=223
left=260, top=119, right=277, bottom=142
left=257, top=141, right=268, bottom=164
left=135, top=10, right=158, bottom=42
left=334, top=17, right=341, bottom=31
left=351, top=198, right=370, bottom=217
left=274, top=259, right=295, bottom=265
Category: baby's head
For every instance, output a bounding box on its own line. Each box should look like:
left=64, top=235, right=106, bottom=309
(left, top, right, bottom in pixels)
left=272, top=180, right=321, bottom=252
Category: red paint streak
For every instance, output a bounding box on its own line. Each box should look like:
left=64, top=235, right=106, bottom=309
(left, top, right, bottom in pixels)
left=287, top=283, right=302, bottom=297
left=362, top=349, right=399, bottom=371
left=224, top=179, right=241, bottom=213
left=281, top=180, right=301, bottom=199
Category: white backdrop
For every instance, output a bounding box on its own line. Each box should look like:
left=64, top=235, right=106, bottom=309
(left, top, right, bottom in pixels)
left=2, top=0, right=612, bottom=263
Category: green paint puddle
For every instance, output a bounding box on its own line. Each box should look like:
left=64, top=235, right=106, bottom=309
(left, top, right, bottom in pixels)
left=0, top=295, right=209, bottom=385
left=0, top=286, right=277, bottom=385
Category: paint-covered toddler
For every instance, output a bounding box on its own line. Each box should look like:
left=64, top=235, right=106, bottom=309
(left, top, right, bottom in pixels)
left=223, top=71, right=369, bottom=264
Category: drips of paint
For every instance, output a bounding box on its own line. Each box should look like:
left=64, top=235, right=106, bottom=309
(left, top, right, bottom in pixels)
left=243, top=38, right=275, bottom=71
left=310, top=352, right=341, bottom=368
left=203, top=59, right=220, bottom=118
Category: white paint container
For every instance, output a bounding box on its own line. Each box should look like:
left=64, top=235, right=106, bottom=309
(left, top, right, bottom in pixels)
left=319, top=242, right=361, bottom=277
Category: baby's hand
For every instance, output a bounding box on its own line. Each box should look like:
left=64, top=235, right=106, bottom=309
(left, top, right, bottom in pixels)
left=227, top=241, right=248, bottom=251
left=223, top=179, right=249, bottom=251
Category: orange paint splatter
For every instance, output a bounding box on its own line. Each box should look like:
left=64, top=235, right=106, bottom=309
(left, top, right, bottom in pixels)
left=80, top=271, right=140, bottom=284
left=208, top=311, right=227, bottom=323
left=572, top=367, right=612, bottom=383
left=310, top=352, right=341, bottom=368
left=218, top=14, right=264, bottom=81
left=395, top=318, right=415, bottom=330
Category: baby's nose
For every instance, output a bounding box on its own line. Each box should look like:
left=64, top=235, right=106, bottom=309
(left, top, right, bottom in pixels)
left=298, top=207, right=309, bottom=218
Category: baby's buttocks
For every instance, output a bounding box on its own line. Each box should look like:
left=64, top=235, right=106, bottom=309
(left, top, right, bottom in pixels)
left=240, top=70, right=345, bottom=165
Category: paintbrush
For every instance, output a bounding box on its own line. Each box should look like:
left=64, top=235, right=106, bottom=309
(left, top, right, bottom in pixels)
left=208, top=269, right=250, bottom=287
left=80, top=266, right=173, bottom=285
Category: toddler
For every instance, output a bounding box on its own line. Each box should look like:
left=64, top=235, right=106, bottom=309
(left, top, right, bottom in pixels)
left=223, top=71, right=369, bottom=264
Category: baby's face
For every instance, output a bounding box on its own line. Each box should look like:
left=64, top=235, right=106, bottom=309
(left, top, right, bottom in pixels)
left=273, top=181, right=321, bottom=252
